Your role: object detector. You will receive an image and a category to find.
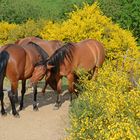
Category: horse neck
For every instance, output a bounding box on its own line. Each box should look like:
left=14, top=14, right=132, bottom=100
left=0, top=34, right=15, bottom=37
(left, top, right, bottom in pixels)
left=49, top=45, right=74, bottom=76
left=35, top=41, right=62, bottom=56
left=34, top=41, right=52, bottom=56
left=28, top=43, right=49, bottom=61
left=49, top=43, right=62, bottom=56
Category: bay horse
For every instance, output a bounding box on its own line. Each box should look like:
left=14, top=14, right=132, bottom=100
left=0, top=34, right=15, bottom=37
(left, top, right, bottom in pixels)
left=0, top=42, right=50, bottom=117
left=0, top=37, right=62, bottom=117
left=30, top=39, right=105, bottom=108
left=15, top=36, right=61, bottom=56
left=15, top=37, right=62, bottom=110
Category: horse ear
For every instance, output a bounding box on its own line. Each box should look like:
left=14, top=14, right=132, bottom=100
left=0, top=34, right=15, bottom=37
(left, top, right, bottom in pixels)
left=47, top=64, right=54, bottom=70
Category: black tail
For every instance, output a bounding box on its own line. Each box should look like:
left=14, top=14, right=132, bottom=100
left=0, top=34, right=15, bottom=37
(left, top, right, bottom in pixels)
left=0, top=51, right=9, bottom=100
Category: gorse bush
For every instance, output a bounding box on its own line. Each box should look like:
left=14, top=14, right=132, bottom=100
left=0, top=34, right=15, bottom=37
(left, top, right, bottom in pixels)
left=66, top=59, right=140, bottom=139
left=38, top=2, right=139, bottom=139
left=8, top=19, right=46, bottom=42
left=0, top=21, right=17, bottom=45
left=0, top=19, right=45, bottom=45
left=40, top=3, right=137, bottom=60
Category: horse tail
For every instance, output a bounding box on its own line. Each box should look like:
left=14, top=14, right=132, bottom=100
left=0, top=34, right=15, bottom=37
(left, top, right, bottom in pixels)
left=0, top=51, right=9, bottom=100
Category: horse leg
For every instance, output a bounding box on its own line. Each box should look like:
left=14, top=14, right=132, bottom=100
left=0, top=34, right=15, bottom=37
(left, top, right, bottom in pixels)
left=67, top=73, right=75, bottom=102
left=8, top=81, right=19, bottom=117
left=42, top=80, right=48, bottom=95
left=19, top=80, right=26, bottom=110
left=0, top=91, right=7, bottom=116
left=32, top=84, right=38, bottom=111
left=54, top=78, right=62, bottom=109
left=92, top=67, right=98, bottom=80
left=15, top=89, right=19, bottom=103
left=74, top=75, right=79, bottom=97
left=0, top=76, right=7, bottom=115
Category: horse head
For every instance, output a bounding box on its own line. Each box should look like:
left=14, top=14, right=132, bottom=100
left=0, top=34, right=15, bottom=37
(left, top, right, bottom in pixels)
left=30, top=59, right=54, bottom=85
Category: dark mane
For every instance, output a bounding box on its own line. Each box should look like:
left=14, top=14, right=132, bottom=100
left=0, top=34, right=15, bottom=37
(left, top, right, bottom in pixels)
left=27, top=42, right=49, bottom=61
left=48, top=42, right=75, bottom=74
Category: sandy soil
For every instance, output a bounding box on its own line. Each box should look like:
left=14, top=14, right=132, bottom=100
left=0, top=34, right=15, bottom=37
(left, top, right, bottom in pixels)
left=0, top=88, right=70, bottom=140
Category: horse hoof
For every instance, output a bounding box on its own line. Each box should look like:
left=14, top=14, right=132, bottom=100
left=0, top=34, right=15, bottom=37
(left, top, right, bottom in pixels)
left=53, top=106, right=59, bottom=110
left=1, top=111, right=7, bottom=117
left=33, top=106, right=39, bottom=111
left=53, top=103, right=60, bottom=110
left=13, top=113, right=20, bottom=118
left=19, top=107, right=22, bottom=111
left=14, top=114, right=20, bottom=118
left=19, top=106, right=24, bottom=111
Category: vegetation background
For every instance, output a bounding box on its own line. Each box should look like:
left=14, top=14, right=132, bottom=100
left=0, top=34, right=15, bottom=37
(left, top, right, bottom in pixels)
left=0, top=0, right=140, bottom=44
left=0, top=0, right=93, bottom=23
left=0, top=0, right=140, bottom=139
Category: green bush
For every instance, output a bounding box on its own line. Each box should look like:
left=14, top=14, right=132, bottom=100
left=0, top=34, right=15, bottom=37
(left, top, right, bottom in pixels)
left=0, top=0, right=44, bottom=23
left=0, top=0, right=93, bottom=23
left=98, top=0, right=140, bottom=44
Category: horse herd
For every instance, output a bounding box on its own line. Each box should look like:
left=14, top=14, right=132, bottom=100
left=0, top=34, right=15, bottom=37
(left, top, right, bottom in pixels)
left=0, top=37, right=105, bottom=117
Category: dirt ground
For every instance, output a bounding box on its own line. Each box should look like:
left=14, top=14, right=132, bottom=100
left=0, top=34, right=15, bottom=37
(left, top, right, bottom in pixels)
left=0, top=88, right=70, bottom=140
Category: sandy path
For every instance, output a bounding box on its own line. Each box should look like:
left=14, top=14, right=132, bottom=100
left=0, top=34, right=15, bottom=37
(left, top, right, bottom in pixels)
left=0, top=89, right=70, bottom=140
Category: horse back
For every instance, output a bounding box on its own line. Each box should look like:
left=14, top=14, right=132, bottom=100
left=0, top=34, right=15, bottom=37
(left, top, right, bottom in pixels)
left=15, top=37, right=62, bottom=56
left=33, top=40, right=63, bottom=56
left=75, top=39, right=105, bottom=68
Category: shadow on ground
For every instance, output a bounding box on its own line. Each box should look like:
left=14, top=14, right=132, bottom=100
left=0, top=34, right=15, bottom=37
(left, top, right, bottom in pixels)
left=4, top=83, right=72, bottom=113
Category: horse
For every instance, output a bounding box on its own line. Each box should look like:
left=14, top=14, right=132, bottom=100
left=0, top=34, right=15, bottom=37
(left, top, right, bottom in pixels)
left=30, top=39, right=105, bottom=108
left=15, top=37, right=63, bottom=94
left=15, top=36, right=62, bottom=57
left=0, top=42, right=51, bottom=117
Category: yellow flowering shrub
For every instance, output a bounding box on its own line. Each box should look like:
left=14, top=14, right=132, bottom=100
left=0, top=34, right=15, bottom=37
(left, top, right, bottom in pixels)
left=36, top=2, right=140, bottom=140
left=0, top=19, right=46, bottom=46
left=8, top=19, right=46, bottom=42
left=66, top=57, right=140, bottom=139
left=40, top=2, right=137, bottom=60
left=0, top=21, right=18, bottom=45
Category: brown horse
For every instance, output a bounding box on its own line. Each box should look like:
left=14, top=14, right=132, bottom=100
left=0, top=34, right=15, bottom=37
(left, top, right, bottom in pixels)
left=0, top=37, right=62, bottom=117
left=0, top=42, right=50, bottom=117
left=15, top=36, right=61, bottom=56
left=30, top=39, right=105, bottom=108
left=15, top=37, right=63, bottom=94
